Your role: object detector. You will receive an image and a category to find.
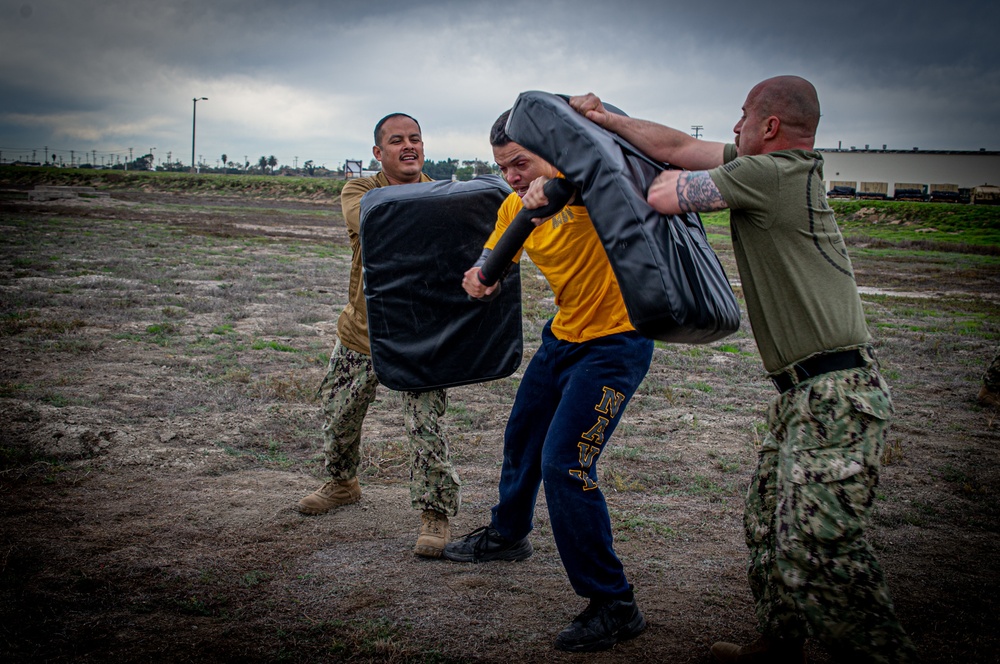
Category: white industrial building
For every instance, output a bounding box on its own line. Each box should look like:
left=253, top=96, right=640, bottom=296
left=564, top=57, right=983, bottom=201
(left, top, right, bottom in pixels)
left=817, top=148, right=1000, bottom=199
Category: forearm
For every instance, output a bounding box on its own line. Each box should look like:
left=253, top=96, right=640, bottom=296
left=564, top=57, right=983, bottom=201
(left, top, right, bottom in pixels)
left=600, top=112, right=726, bottom=171
left=647, top=170, right=729, bottom=216
left=604, top=114, right=680, bottom=155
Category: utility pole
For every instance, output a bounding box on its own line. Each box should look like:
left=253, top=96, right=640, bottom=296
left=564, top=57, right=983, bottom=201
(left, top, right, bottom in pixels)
left=191, top=97, right=208, bottom=173
left=691, top=125, right=703, bottom=139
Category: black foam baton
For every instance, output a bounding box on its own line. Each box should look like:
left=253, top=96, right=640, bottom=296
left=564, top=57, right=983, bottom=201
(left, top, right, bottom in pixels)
left=477, top=177, right=578, bottom=287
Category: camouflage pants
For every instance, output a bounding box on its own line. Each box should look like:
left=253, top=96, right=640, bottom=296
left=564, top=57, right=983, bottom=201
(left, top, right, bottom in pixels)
left=317, top=339, right=461, bottom=516
left=746, top=350, right=918, bottom=663
left=984, top=349, right=1000, bottom=392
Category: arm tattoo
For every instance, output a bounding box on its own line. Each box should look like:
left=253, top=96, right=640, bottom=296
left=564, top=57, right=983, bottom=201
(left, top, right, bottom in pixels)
left=676, top=171, right=728, bottom=213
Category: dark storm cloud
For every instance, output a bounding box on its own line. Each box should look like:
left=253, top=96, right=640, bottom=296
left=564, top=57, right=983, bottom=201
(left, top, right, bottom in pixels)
left=0, top=0, right=996, bottom=167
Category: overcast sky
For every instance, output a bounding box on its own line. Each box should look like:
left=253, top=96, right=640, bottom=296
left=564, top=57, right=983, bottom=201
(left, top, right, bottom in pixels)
left=1, top=0, right=997, bottom=170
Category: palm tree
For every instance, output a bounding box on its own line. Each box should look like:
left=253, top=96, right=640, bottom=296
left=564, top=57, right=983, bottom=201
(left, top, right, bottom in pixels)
left=257, top=156, right=268, bottom=174
left=267, top=155, right=278, bottom=174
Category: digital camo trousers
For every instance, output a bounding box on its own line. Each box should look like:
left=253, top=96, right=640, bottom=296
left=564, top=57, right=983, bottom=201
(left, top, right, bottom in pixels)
left=745, top=358, right=918, bottom=663
left=317, top=339, right=461, bottom=516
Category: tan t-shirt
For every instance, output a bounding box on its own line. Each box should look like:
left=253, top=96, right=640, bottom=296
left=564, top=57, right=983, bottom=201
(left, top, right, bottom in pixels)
left=336, top=171, right=433, bottom=354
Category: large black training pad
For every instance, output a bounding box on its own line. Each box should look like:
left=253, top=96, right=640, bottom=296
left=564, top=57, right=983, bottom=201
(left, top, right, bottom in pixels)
left=506, top=91, right=740, bottom=344
left=360, top=175, right=522, bottom=391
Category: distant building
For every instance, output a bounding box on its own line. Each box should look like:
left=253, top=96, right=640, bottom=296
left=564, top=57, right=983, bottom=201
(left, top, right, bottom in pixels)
left=345, top=160, right=363, bottom=179
left=817, top=147, right=999, bottom=199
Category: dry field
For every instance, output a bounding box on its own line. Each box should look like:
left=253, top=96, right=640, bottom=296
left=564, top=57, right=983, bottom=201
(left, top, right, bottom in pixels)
left=1, top=190, right=998, bottom=663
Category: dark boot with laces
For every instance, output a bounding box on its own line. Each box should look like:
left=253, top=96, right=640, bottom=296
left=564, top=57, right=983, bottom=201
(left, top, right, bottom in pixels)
left=442, top=525, right=533, bottom=562
left=554, top=593, right=647, bottom=652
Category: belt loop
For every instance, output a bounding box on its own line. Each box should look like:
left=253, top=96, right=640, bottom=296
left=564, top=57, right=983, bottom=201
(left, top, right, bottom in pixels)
left=771, top=367, right=796, bottom=393
left=794, top=362, right=810, bottom=381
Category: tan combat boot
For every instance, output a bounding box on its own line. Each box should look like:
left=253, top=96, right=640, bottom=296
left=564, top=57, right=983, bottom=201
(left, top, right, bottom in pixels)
left=414, top=509, right=450, bottom=558
left=296, top=477, right=361, bottom=515
left=711, top=636, right=807, bottom=664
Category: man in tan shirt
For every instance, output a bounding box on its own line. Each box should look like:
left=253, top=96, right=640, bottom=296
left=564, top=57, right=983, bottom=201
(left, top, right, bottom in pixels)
left=297, top=113, right=461, bottom=558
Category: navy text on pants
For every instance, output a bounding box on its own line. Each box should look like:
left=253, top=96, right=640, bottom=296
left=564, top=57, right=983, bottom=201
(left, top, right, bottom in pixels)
left=491, top=321, right=654, bottom=599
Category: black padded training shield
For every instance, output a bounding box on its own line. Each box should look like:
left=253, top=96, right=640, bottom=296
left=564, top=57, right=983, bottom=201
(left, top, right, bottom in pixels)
left=505, top=91, right=740, bottom=344
left=360, top=174, right=521, bottom=391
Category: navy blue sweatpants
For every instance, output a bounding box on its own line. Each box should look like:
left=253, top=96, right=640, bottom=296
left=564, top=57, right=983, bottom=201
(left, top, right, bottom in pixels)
left=490, top=321, right=653, bottom=599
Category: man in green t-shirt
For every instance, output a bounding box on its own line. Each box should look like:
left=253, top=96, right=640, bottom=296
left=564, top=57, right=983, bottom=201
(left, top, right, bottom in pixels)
left=567, top=77, right=917, bottom=663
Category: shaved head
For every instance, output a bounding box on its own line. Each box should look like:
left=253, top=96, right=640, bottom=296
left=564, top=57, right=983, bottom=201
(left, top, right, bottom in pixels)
left=749, top=75, right=820, bottom=137
left=735, top=75, right=821, bottom=154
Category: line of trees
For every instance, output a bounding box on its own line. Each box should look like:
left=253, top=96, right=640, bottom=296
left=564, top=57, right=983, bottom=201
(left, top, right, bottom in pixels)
left=18, top=152, right=499, bottom=181
left=422, top=158, right=495, bottom=181
left=188, top=155, right=497, bottom=180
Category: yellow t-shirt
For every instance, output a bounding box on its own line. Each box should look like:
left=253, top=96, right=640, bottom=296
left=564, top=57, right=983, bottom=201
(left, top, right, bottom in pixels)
left=485, top=191, right=634, bottom=343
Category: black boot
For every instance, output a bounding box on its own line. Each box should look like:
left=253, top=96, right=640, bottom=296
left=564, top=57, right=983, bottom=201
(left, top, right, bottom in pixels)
left=554, top=594, right=647, bottom=652
left=442, top=526, right=532, bottom=563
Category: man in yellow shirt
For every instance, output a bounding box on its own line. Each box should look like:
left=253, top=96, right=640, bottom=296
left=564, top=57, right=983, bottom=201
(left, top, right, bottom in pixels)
left=297, top=113, right=461, bottom=559
left=444, top=110, right=654, bottom=653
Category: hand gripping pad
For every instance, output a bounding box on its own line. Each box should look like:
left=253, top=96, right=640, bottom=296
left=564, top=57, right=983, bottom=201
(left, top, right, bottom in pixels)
left=506, top=91, right=740, bottom=344
left=359, top=174, right=522, bottom=391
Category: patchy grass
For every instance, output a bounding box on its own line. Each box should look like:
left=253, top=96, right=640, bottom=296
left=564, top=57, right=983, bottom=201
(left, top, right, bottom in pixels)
left=0, top=188, right=998, bottom=664
left=0, top=164, right=348, bottom=200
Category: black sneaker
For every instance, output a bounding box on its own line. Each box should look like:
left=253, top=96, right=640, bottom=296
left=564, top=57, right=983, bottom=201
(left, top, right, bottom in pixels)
left=554, top=595, right=647, bottom=652
left=442, top=525, right=533, bottom=562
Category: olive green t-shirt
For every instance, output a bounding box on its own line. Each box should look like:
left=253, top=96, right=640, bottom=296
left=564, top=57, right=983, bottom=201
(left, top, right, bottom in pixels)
left=708, top=144, right=869, bottom=373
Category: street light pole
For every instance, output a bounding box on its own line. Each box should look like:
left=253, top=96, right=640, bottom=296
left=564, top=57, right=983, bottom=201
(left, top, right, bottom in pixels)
left=191, top=97, right=208, bottom=173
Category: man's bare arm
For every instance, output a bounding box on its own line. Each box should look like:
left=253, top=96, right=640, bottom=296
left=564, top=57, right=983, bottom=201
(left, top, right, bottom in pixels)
left=569, top=93, right=727, bottom=171
left=647, top=170, right=729, bottom=215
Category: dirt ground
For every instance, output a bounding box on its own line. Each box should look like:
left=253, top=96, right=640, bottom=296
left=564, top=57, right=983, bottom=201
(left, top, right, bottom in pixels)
left=1, top=191, right=998, bottom=663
